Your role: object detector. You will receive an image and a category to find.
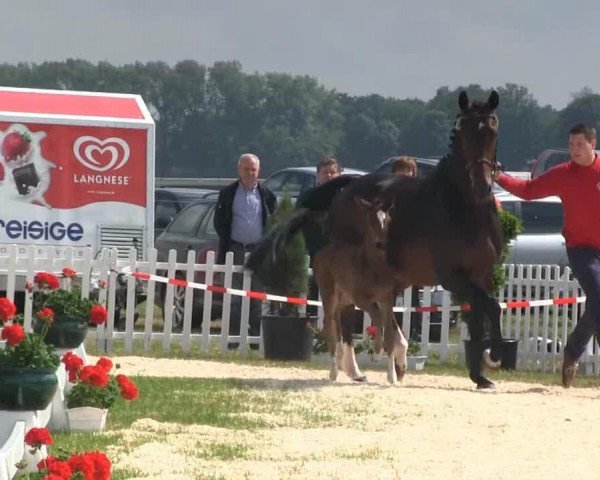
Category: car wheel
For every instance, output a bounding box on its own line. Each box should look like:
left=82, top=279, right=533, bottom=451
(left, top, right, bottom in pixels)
left=161, top=274, right=186, bottom=332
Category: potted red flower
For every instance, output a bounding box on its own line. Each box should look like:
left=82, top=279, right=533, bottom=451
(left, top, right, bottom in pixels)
left=16, top=426, right=112, bottom=479
left=0, top=298, right=60, bottom=411
left=31, top=269, right=108, bottom=349
left=61, top=352, right=139, bottom=431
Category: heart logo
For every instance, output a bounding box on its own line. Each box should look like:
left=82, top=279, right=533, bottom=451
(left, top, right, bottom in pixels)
left=73, top=136, right=130, bottom=172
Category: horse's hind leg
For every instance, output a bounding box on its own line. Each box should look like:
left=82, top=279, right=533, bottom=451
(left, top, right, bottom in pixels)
left=318, top=275, right=341, bottom=381
left=340, top=305, right=367, bottom=382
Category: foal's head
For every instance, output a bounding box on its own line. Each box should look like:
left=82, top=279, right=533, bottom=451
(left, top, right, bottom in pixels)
left=355, top=197, right=393, bottom=253
left=451, top=90, right=500, bottom=200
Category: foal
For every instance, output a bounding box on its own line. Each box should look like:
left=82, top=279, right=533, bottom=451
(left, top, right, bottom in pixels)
left=313, top=197, right=408, bottom=384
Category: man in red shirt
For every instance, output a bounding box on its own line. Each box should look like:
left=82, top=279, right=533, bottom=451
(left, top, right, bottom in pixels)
left=494, top=123, right=600, bottom=388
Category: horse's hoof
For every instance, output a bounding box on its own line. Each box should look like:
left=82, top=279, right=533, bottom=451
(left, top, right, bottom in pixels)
left=476, top=378, right=496, bottom=390
left=395, top=365, right=407, bottom=382
left=353, top=375, right=368, bottom=383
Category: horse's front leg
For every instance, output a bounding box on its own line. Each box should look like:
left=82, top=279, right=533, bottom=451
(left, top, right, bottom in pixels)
left=440, top=270, right=496, bottom=389
left=382, top=313, right=408, bottom=384
left=485, top=295, right=503, bottom=366
left=340, top=305, right=367, bottom=382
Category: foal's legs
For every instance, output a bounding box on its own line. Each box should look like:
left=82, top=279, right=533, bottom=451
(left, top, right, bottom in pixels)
left=383, top=302, right=408, bottom=382
left=338, top=304, right=367, bottom=382
left=317, top=270, right=342, bottom=381
left=364, top=300, right=407, bottom=384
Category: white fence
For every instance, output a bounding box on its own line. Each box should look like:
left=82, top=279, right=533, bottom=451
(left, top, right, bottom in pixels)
left=1, top=244, right=599, bottom=375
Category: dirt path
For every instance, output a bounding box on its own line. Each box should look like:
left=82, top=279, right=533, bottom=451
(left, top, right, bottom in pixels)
left=105, top=357, right=600, bottom=480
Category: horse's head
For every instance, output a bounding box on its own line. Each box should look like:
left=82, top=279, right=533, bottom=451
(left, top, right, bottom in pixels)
left=452, top=90, right=500, bottom=200
left=354, top=196, right=393, bottom=252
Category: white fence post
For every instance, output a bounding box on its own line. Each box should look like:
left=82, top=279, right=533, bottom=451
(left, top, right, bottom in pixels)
left=181, top=249, right=196, bottom=353
left=124, top=248, right=138, bottom=353
left=0, top=244, right=594, bottom=372
left=200, top=251, right=216, bottom=352
left=143, top=248, right=158, bottom=351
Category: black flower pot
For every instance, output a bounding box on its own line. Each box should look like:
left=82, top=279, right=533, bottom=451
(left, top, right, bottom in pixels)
left=464, top=339, right=520, bottom=371
left=34, top=316, right=88, bottom=349
left=261, top=315, right=317, bottom=361
left=0, top=367, right=58, bottom=411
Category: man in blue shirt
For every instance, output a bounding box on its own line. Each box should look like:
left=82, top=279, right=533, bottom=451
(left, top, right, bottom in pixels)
left=214, top=153, right=277, bottom=336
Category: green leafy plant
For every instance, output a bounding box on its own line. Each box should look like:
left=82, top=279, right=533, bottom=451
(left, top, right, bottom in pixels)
left=407, top=339, right=422, bottom=356
left=312, top=327, right=329, bottom=354
left=491, top=208, right=524, bottom=292
left=0, top=298, right=60, bottom=369
left=258, top=191, right=309, bottom=316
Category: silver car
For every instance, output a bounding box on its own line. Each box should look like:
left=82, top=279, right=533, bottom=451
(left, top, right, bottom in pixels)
left=495, top=193, right=568, bottom=268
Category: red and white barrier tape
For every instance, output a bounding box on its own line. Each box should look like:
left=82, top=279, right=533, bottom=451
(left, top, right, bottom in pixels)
left=120, top=267, right=585, bottom=312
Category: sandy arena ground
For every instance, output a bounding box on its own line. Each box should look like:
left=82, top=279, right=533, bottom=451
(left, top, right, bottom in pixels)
left=103, top=357, right=600, bottom=480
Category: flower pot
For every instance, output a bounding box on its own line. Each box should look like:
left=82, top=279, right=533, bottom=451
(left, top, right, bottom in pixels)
left=407, top=355, right=427, bottom=371
left=0, top=367, right=58, bottom=411
left=66, top=406, right=108, bottom=432
left=261, top=315, right=317, bottom=361
left=34, top=316, right=88, bottom=349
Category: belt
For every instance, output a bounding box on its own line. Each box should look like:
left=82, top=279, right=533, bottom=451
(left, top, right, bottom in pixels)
left=230, top=240, right=257, bottom=249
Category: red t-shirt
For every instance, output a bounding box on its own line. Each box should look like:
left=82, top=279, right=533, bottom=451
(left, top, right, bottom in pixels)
left=497, top=155, right=600, bottom=249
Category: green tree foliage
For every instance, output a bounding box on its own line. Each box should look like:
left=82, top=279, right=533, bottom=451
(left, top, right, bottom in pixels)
left=0, top=60, right=596, bottom=175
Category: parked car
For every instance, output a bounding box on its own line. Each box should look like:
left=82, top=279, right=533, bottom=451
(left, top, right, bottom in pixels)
left=496, top=193, right=567, bottom=268
left=373, top=157, right=440, bottom=178
left=154, top=194, right=222, bottom=331
left=263, top=166, right=368, bottom=198
left=154, top=187, right=217, bottom=238
left=530, top=148, right=600, bottom=179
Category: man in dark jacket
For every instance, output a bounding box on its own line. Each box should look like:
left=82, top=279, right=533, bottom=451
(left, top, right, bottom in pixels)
left=214, top=153, right=277, bottom=336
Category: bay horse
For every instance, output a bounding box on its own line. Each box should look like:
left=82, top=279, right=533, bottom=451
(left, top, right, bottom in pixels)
left=325, top=90, right=504, bottom=388
left=248, top=90, right=504, bottom=389
left=313, top=197, right=408, bottom=384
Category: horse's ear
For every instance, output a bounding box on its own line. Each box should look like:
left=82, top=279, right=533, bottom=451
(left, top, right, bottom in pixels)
left=458, top=91, right=469, bottom=111
left=487, top=90, right=499, bottom=110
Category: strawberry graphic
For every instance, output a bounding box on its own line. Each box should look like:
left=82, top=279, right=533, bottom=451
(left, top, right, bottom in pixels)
left=2, top=131, right=31, bottom=162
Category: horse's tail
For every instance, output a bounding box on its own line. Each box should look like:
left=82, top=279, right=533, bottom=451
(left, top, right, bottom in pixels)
left=245, top=175, right=358, bottom=272
left=244, top=208, right=316, bottom=273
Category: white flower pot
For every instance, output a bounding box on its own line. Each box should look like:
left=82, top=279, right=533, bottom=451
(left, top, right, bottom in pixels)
left=66, top=406, right=107, bottom=432
left=407, top=355, right=427, bottom=371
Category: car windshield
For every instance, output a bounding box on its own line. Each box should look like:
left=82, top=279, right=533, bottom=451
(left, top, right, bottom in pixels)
left=520, top=202, right=563, bottom=234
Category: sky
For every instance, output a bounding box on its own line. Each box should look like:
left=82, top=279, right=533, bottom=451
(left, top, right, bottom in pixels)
left=2, top=0, right=599, bottom=109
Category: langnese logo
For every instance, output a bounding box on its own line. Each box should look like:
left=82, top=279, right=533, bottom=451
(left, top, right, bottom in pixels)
left=73, top=136, right=132, bottom=186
